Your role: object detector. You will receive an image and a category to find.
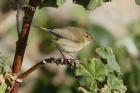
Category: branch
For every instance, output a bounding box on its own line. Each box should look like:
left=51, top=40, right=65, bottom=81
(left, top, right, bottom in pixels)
left=10, top=0, right=39, bottom=93
left=18, top=57, right=81, bottom=79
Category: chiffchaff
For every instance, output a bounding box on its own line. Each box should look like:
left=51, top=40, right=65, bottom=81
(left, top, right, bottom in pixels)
left=34, top=26, right=94, bottom=57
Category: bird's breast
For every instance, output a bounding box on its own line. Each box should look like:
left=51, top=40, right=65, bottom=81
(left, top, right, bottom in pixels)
left=54, top=38, right=85, bottom=53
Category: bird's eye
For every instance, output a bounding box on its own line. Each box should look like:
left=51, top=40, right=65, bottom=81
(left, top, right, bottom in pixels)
left=86, top=36, right=89, bottom=38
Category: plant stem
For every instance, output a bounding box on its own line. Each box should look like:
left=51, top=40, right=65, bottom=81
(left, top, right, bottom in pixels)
left=10, top=0, right=38, bottom=92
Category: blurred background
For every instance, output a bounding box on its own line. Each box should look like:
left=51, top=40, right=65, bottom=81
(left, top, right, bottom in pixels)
left=0, top=0, right=140, bottom=93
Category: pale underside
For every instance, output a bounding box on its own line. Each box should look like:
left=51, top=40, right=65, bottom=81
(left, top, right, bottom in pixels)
left=54, top=38, right=85, bottom=53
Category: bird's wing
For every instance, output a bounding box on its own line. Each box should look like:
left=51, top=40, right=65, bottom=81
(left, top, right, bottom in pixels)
left=48, top=27, right=84, bottom=43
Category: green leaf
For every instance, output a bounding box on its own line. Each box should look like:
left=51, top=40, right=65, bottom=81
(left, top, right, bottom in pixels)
left=73, top=0, right=112, bottom=10
left=75, top=58, right=107, bottom=91
left=95, top=0, right=104, bottom=8
left=108, top=75, right=122, bottom=89
left=87, top=0, right=98, bottom=10
left=0, top=53, right=11, bottom=73
left=135, top=0, right=140, bottom=5
left=0, top=83, right=7, bottom=93
left=104, top=75, right=126, bottom=93
left=96, top=47, right=120, bottom=74
left=134, top=36, right=140, bottom=50
left=73, top=0, right=98, bottom=10
left=129, top=59, right=140, bottom=91
left=39, top=0, right=66, bottom=9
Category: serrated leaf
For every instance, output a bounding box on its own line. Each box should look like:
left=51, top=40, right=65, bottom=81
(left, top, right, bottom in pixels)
left=96, top=47, right=120, bottom=74
left=75, top=58, right=107, bottom=90
left=104, top=75, right=126, bottom=93
left=135, top=0, right=140, bottom=5
left=108, top=75, right=122, bottom=89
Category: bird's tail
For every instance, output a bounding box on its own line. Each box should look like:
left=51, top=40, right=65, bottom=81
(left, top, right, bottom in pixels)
left=34, top=25, right=49, bottom=32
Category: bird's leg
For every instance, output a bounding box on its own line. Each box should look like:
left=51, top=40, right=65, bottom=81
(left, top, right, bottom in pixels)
left=58, top=49, right=66, bottom=58
left=56, top=45, right=66, bottom=58
left=57, top=46, right=75, bottom=59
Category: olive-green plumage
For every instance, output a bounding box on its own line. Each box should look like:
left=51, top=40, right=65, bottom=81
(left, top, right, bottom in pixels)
left=34, top=26, right=94, bottom=56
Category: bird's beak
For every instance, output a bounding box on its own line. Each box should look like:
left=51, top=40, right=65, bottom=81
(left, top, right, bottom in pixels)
left=92, top=39, right=96, bottom=43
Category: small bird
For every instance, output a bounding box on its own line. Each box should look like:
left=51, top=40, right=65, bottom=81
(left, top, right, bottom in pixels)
left=34, top=26, right=94, bottom=57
